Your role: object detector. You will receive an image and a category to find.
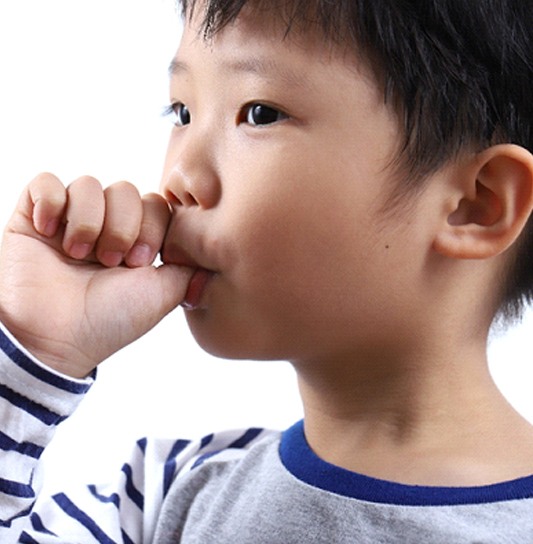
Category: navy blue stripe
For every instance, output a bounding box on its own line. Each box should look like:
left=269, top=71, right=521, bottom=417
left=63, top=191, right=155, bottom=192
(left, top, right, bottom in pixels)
left=190, top=429, right=263, bottom=470
left=0, top=503, right=34, bottom=528
left=191, top=450, right=221, bottom=469
left=19, top=532, right=40, bottom=544
left=228, top=428, right=263, bottom=449
left=88, top=485, right=121, bottom=508
left=53, top=493, right=117, bottom=543
left=163, top=439, right=190, bottom=496
left=121, top=464, right=144, bottom=511
left=136, top=437, right=147, bottom=454
left=0, top=328, right=93, bottom=394
left=122, top=529, right=135, bottom=544
left=200, top=433, right=214, bottom=449
left=0, top=384, right=65, bottom=425
left=0, top=477, right=34, bottom=498
left=0, top=431, right=44, bottom=459
left=30, top=512, right=57, bottom=536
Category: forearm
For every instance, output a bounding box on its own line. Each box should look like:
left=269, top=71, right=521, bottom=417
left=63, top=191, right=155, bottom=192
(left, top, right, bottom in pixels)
left=0, top=322, right=93, bottom=540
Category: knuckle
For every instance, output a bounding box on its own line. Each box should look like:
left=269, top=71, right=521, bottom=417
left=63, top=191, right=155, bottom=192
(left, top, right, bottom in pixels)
left=69, top=175, right=103, bottom=191
left=32, top=172, right=61, bottom=184
left=143, top=192, right=168, bottom=205
left=29, top=172, right=64, bottom=197
left=106, top=180, right=140, bottom=197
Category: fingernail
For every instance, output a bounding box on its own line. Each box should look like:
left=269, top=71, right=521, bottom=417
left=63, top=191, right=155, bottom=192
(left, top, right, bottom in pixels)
left=127, top=244, right=152, bottom=267
left=69, top=242, right=91, bottom=259
left=101, top=251, right=123, bottom=267
left=43, top=219, right=59, bottom=237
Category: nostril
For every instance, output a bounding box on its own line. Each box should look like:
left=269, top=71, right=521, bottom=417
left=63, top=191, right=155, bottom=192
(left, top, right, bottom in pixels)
left=183, top=191, right=199, bottom=206
left=164, top=189, right=200, bottom=207
left=165, top=191, right=183, bottom=206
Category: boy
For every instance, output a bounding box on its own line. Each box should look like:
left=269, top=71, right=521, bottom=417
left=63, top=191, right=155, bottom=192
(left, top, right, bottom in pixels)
left=1, top=0, right=533, bottom=541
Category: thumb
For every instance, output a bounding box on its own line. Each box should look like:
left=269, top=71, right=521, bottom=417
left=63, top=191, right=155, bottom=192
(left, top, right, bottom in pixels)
left=153, top=263, right=195, bottom=316
left=98, top=264, right=194, bottom=346
left=130, top=263, right=195, bottom=330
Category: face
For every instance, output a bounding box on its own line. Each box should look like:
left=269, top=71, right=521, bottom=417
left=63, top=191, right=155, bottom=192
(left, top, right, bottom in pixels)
left=160, top=10, right=432, bottom=366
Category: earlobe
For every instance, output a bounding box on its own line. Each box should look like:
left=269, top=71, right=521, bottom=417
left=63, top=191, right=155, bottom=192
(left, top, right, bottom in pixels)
left=433, top=145, right=533, bottom=260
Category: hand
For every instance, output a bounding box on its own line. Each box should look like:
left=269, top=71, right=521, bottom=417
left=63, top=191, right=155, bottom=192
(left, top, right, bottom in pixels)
left=0, top=173, right=193, bottom=378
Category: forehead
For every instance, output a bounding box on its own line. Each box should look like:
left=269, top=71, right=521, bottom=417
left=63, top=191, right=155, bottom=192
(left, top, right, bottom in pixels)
left=176, top=5, right=372, bottom=88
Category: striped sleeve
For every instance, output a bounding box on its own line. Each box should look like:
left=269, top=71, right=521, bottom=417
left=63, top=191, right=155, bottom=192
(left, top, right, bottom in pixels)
left=0, top=323, right=94, bottom=542
left=23, top=428, right=275, bottom=542
left=0, top=323, right=276, bottom=543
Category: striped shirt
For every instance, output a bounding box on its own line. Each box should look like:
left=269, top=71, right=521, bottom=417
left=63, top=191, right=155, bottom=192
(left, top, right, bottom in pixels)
left=3, top=323, right=533, bottom=543
left=0, top=324, right=275, bottom=542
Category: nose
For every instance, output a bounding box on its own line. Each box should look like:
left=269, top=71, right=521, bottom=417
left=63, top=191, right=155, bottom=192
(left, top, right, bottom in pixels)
left=161, top=133, right=221, bottom=209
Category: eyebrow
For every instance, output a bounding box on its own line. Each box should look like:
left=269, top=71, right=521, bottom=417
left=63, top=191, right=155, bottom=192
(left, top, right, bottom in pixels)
left=168, top=56, right=311, bottom=89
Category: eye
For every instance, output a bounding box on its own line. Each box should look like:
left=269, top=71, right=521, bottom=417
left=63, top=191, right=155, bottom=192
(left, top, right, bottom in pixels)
left=164, top=102, right=191, bottom=127
left=243, top=103, right=287, bottom=126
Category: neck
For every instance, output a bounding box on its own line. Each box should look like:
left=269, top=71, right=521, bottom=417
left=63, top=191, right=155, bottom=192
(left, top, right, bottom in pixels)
left=295, top=334, right=533, bottom=486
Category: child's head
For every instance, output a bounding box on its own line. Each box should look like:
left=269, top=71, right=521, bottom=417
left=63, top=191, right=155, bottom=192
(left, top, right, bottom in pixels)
left=165, top=0, right=533, bottom=361
left=177, top=0, right=533, bottom=324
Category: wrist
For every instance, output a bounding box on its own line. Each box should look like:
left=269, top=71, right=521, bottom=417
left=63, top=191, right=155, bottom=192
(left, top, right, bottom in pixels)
left=0, top=321, right=97, bottom=381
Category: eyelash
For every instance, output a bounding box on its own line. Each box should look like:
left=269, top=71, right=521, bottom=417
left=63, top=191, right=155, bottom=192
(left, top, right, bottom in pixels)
left=163, top=102, right=288, bottom=127
left=163, top=102, right=190, bottom=127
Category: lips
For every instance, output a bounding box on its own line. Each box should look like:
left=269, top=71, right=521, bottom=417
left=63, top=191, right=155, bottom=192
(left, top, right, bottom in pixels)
left=181, top=267, right=214, bottom=310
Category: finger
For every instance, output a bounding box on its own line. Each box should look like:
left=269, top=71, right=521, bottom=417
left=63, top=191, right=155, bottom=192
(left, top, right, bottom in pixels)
left=13, top=173, right=67, bottom=238
left=147, top=263, right=195, bottom=317
left=125, top=193, right=171, bottom=268
left=121, top=263, right=195, bottom=329
left=63, top=176, right=106, bottom=260
left=95, top=181, right=143, bottom=267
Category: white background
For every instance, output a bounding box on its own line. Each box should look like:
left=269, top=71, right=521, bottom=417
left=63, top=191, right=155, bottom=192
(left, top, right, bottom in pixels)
left=0, top=0, right=532, bottom=489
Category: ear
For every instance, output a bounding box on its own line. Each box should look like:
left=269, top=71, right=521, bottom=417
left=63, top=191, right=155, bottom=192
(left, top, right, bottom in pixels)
left=433, top=144, right=533, bottom=260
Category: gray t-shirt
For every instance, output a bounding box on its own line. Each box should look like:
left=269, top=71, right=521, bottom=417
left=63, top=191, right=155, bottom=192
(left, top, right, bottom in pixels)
left=155, top=421, right=533, bottom=543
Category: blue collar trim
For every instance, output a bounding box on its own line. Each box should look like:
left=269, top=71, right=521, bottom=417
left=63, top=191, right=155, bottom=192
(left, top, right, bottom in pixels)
left=279, top=420, right=533, bottom=507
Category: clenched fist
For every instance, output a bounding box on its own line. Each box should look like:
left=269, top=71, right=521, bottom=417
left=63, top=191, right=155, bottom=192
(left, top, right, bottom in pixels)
left=0, top=173, right=193, bottom=378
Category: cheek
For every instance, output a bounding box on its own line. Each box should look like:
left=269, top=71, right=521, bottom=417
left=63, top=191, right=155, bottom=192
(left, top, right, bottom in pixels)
left=190, top=187, right=391, bottom=361
left=224, top=182, right=369, bottom=312
left=204, top=141, right=393, bottom=320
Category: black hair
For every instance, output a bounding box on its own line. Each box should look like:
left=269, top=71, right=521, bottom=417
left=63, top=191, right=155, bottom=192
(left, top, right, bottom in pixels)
left=178, top=0, right=533, bottom=321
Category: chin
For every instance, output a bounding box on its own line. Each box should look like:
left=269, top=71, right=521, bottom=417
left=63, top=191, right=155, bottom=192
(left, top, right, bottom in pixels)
left=185, top=310, right=287, bottom=362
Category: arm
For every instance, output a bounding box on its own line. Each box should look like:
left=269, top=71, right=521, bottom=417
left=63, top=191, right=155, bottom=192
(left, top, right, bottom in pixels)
left=0, top=173, right=193, bottom=540
left=0, top=326, right=273, bottom=543
left=0, top=324, right=93, bottom=540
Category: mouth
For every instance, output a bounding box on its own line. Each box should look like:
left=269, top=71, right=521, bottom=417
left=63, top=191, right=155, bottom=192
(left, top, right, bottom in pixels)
left=181, top=267, right=215, bottom=311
